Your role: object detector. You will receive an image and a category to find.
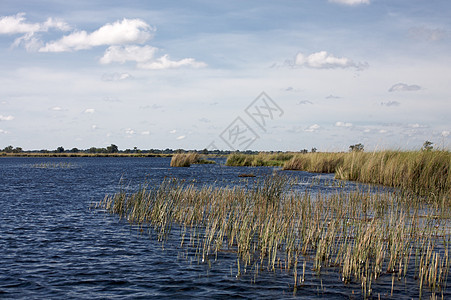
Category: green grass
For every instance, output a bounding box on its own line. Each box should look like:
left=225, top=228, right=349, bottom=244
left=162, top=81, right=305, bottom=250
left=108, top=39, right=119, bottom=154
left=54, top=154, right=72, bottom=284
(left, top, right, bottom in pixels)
left=226, top=152, right=294, bottom=167
left=96, top=175, right=450, bottom=298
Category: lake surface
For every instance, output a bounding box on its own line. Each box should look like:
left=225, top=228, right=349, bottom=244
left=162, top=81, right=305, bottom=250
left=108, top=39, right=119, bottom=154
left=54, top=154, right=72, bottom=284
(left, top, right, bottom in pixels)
left=0, top=157, right=448, bottom=299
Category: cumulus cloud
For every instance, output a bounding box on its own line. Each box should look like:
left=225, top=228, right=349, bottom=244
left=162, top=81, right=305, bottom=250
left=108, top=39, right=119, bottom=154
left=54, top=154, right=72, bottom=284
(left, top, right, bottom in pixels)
left=138, top=54, right=207, bottom=70
left=84, top=108, right=95, bottom=114
left=0, top=13, right=70, bottom=34
left=39, top=18, right=154, bottom=52
left=0, top=115, right=14, bottom=121
left=408, top=123, right=427, bottom=128
left=141, top=131, right=150, bottom=135
left=326, top=94, right=341, bottom=99
left=100, top=44, right=206, bottom=70
left=304, top=124, right=320, bottom=132
left=388, top=83, right=421, bottom=92
left=100, top=45, right=157, bottom=64
left=176, top=135, right=186, bottom=140
left=329, top=0, right=370, bottom=5
left=101, top=72, right=132, bottom=81
left=125, top=128, right=135, bottom=135
left=0, top=129, right=7, bottom=134
left=50, top=106, right=63, bottom=111
left=169, top=129, right=177, bottom=134
left=335, top=121, right=353, bottom=127
left=0, top=13, right=70, bottom=51
left=381, top=101, right=400, bottom=107
left=294, top=51, right=368, bottom=70
left=442, top=131, right=450, bottom=137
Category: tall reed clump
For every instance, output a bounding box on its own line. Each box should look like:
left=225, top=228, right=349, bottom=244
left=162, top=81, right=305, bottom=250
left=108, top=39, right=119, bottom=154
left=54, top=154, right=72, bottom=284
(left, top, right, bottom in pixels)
left=96, top=175, right=450, bottom=298
left=335, top=150, right=451, bottom=203
left=226, top=152, right=294, bottom=167
left=283, top=152, right=346, bottom=173
left=170, top=153, right=201, bottom=167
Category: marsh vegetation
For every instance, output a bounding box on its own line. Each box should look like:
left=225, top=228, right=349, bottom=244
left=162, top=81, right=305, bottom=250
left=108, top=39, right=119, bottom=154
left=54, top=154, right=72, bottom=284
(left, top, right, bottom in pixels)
left=96, top=174, right=450, bottom=298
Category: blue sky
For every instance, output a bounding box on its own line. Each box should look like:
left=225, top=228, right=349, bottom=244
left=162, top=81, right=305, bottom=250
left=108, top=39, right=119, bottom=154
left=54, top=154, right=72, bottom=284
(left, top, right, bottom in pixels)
left=1, top=0, right=450, bottom=151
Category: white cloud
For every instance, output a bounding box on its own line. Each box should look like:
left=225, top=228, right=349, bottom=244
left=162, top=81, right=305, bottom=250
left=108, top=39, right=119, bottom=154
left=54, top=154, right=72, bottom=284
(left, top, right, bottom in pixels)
left=1, top=13, right=70, bottom=51
left=141, top=131, right=150, bottom=135
left=125, top=128, right=135, bottom=135
left=294, top=51, right=367, bottom=70
left=0, top=129, right=7, bottom=134
left=0, top=115, right=14, bottom=121
left=51, top=106, right=63, bottom=111
left=100, top=45, right=157, bottom=64
left=101, top=72, right=132, bottom=81
left=442, top=131, right=450, bottom=137
left=100, top=45, right=206, bottom=70
left=379, top=129, right=387, bottom=134
left=138, top=54, right=207, bottom=70
left=335, top=121, right=353, bottom=127
left=39, top=18, right=154, bottom=52
left=84, top=108, right=95, bottom=114
left=91, top=125, right=98, bottom=130
left=0, top=13, right=70, bottom=35
left=388, top=83, right=421, bottom=92
left=176, top=135, right=186, bottom=140
left=169, top=129, right=177, bottom=134
left=329, top=0, right=370, bottom=5
left=408, top=123, right=427, bottom=128
left=304, top=124, right=320, bottom=132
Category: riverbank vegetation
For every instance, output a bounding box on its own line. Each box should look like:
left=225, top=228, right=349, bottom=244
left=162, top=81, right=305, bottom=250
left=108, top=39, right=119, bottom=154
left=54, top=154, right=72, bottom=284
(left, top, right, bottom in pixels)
left=227, top=150, right=451, bottom=203
left=96, top=175, right=450, bottom=298
left=170, top=153, right=215, bottom=167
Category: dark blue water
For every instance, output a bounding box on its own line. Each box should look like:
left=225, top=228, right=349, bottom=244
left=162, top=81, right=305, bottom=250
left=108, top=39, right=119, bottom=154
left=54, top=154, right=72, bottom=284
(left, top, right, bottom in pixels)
left=0, top=157, right=446, bottom=299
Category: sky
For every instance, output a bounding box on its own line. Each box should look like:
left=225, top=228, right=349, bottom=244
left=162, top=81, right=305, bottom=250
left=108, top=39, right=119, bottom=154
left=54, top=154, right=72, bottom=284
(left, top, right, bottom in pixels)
left=0, top=0, right=450, bottom=152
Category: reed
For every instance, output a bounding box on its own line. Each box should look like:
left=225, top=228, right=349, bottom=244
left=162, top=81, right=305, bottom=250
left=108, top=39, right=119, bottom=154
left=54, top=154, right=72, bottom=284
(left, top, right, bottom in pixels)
left=96, top=175, right=450, bottom=298
left=170, top=152, right=216, bottom=167
left=281, top=150, right=451, bottom=203
left=226, top=152, right=294, bottom=167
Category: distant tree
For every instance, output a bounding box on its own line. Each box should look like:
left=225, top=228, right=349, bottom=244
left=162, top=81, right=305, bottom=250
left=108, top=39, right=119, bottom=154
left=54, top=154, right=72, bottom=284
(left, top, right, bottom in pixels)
left=56, top=146, right=65, bottom=153
left=70, top=148, right=79, bottom=153
left=3, top=145, right=14, bottom=153
left=12, top=147, right=22, bottom=153
left=422, top=140, right=433, bottom=151
left=202, top=148, right=209, bottom=155
left=311, top=147, right=317, bottom=153
left=300, top=149, right=308, bottom=154
left=349, top=143, right=364, bottom=152
left=88, top=147, right=97, bottom=154
left=106, top=144, right=118, bottom=153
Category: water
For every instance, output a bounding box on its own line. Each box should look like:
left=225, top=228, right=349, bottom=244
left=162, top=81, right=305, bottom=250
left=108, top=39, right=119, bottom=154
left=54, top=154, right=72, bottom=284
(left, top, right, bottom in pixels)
left=0, top=157, right=447, bottom=299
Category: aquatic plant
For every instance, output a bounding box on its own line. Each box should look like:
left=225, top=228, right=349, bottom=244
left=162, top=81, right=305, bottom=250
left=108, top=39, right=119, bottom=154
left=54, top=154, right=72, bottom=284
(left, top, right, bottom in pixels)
left=226, top=152, right=294, bottom=167
left=96, top=175, right=450, bottom=298
left=281, top=150, right=451, bottom=203
left=170, top=153, right=215, bottom=167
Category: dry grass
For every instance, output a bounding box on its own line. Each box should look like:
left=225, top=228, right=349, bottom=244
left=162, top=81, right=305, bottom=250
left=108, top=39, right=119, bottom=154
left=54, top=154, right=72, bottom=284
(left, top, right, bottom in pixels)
left=170, top=153, right=201, bottom=167
left=226, top=152, right=294, bottom=167
left=96, top=175, right=450, bottom=298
